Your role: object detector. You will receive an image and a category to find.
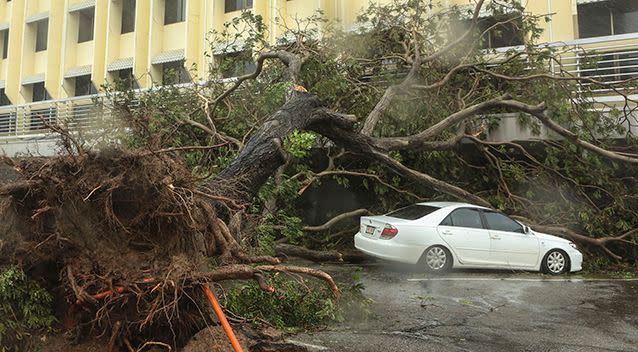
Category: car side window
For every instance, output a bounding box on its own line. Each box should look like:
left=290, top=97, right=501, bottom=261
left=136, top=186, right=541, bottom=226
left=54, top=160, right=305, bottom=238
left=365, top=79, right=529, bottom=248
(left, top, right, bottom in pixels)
left=440, top=208, right=483, bottom=229
left=440, top=215, right=452, bottom=226
left=483, top=211, right=524, bottom=233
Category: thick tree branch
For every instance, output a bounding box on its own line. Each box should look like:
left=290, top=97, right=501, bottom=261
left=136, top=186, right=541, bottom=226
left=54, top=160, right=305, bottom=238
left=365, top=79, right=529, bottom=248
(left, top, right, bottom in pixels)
left=373, top=94, right=514, bottom=150
left=197, top=264, right=340, bottom=297
left=360, top=30, right=423, bottom=136
left=308, top=105, right=493, bottom=207
left=274, top=243, right=344, bottom=263
left=180, top=118, right=243, bottom=148
left=212, top=50, right=303, bottom=111
left=303, top=208, right=371, bottom=232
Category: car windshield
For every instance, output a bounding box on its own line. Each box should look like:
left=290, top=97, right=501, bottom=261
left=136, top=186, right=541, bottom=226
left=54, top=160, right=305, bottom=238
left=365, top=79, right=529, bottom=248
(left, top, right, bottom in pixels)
left=386, top=205, right=440, bottom=220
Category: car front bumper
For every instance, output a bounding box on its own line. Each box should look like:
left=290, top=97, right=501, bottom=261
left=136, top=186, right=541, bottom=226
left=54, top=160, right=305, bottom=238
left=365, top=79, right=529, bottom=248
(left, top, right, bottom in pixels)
left=354, top=233, right=423, bottom=264
left=568, top=249, right=583, bottom=272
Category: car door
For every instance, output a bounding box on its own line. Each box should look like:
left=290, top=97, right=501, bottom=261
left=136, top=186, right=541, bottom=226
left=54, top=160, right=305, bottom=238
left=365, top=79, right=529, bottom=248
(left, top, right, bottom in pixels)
left=437, top=208, right=491, bottom=264
left=482, top=210, right=539, bottom=268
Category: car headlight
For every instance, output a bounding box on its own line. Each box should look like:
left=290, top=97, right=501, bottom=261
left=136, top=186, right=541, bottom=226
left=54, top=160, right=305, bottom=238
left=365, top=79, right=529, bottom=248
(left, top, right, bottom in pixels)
left=569, top=242, right=578, bottom=249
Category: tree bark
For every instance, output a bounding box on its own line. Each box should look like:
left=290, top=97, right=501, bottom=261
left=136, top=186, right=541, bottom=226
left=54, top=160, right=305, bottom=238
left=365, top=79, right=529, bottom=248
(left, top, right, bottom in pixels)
left=215, top=92, right=323, bottom=202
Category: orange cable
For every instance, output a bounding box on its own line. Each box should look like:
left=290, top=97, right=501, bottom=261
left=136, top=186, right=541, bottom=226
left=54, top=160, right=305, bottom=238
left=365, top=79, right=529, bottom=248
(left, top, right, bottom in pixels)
left=202, top=285, right=244, bottom=352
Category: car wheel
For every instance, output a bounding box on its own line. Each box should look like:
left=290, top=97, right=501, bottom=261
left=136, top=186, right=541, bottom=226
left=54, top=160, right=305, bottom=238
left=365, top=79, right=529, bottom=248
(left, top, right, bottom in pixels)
left=422, top=246, right=452, bottom=273
left=542, top=249, right=569, bottom=275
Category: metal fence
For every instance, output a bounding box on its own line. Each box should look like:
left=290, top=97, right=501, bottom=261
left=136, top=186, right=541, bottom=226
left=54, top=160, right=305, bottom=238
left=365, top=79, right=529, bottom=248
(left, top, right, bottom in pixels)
left=0, top=95, right=115, bottom=143
left=495, top=32, right=638, bottom=99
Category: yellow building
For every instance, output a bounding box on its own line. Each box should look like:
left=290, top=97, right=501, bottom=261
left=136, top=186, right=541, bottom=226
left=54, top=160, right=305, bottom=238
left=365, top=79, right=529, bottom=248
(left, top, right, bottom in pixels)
left=0, top=0, right=637, bottom=153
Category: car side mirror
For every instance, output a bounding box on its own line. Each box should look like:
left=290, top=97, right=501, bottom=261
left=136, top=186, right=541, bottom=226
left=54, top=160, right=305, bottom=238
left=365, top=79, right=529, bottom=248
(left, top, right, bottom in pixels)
left=523, top=225, right=530, bottom=234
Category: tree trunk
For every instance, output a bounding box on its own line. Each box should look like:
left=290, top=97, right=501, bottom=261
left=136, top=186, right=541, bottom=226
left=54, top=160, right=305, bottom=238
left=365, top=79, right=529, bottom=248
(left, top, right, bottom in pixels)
left=216, top=92, right=323, bottom=202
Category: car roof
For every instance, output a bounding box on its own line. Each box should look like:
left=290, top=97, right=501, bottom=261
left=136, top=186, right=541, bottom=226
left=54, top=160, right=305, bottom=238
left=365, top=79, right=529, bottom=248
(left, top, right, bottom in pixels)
left=415, top=201, right=492, bottom=210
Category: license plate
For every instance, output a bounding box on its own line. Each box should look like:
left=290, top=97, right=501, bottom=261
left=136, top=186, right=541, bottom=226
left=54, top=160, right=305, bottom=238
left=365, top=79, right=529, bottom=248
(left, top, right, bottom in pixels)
left=365, top=226, right=375, bottom=235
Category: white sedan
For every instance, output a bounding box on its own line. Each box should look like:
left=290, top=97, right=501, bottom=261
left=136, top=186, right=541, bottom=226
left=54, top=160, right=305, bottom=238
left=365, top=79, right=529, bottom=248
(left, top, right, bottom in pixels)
left=354, top=202, right=583, bottom=274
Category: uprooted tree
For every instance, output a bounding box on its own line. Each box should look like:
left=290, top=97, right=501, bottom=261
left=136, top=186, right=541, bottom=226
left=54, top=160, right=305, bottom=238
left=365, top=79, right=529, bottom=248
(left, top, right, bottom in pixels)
left=1, top=0, right=638, bottom=350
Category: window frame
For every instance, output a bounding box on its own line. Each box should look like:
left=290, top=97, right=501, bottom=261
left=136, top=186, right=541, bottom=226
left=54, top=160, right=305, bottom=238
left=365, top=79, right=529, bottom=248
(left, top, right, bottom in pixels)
left=31, top=82, right=50, bottom=102
left=73, top=75, right=97, bottom=97
left=479, top=210, right=525, bottom=234
left=164, top=0, right=186, bottom=25
left=385, top=204, right=440, bottom=221
left=0, top=88, right=11, bottom=106
left=121, top=0, right=136, bottom=34
left=439, top=207, right=486, bottom=230
left=216, top=50, right=256, bottom=78
left=34, top=19, right=48, bottom=52
left=1, top=29, right=8, bottom=59
left=577, top=0, right=638, bottom=39
left=224, top=0, right=253, bottom=13
left=161, top=60, right=191, bottom=85
left=478, top=16, right=524, bottom=49
left=78, top=8, right=95, bottom=43
left=113, top=68, right=140, bottom=89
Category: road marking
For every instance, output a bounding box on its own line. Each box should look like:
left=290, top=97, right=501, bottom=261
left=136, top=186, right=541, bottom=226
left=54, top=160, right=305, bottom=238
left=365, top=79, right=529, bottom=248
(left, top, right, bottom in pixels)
left=407, top=277, right=638, bottom=282
left=285, top=339, right=330, bottom=351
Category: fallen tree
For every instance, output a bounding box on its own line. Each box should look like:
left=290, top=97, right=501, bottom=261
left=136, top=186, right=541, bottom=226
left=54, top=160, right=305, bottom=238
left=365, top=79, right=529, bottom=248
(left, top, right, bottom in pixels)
left=2, top=0, right=638, bottom=350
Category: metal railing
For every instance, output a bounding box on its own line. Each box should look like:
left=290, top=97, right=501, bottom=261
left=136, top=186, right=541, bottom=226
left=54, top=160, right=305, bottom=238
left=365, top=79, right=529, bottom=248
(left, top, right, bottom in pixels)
left=497, top=32, right=638, bottom=99
left=0, top=95, right=114, bottom=143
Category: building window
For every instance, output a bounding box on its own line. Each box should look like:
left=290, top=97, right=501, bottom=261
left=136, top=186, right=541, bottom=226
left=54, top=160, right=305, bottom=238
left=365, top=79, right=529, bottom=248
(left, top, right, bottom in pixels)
left=1, top=29, right=8, bottom=59
left=0, top=89, right=10, bottom=106
left=453, top=16, right=523, bottom=49
left=121, top=0, right=136, bottom=34
left=113, top=68, right=140, bottom=89
left=32, top=82, right=50, bottom=102
left=224, top=0, right=252, bottom=13
left=477, top=17, right=523, bottom=49
left=74, top=75, right=97, bottom=96
left=162, top=61, right=190, bottom=85
left=35, top=19, right=48, bottom=52
left=78, top=8, right=95, bottom=43
left=216, top=51, right=256, bottom=78
left=164, top=0, right=186, bottom=25
left=578, top=0, right=638, bottom=38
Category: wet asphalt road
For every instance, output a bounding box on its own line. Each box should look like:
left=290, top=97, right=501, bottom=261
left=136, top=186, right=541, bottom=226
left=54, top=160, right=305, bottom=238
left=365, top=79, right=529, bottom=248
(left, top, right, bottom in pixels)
left=292, top=261, right=638, bottom=352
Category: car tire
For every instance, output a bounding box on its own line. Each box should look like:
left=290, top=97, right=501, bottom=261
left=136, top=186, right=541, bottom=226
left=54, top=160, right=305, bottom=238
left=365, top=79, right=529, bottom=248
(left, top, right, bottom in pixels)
left=541, top=249, right=570, bottom=275
left=421, top=245, right=453, bottom=273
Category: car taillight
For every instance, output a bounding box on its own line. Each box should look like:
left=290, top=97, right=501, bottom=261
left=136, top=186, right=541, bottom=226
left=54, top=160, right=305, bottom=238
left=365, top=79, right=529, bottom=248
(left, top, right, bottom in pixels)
left=380, top=225, right=398, bottom=239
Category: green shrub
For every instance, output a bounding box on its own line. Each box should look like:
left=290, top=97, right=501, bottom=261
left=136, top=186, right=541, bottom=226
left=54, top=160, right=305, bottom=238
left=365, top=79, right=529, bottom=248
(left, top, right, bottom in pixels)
left=0, top=267, right=55, bottom=352
left=223, top=274, right=338, bottom=330
left=223, top=269, right=372, bottom=331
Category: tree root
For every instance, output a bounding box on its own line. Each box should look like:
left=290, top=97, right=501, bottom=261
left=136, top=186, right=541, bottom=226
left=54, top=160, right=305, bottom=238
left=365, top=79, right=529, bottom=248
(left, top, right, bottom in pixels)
left=198, top=264, right=340, bottom=298
left=0, top=150, right=342, bottom=350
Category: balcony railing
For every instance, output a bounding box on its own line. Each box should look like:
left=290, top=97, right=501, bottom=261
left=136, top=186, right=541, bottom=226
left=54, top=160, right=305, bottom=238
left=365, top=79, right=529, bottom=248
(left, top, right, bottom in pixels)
left=0, top=95, right=113, bottom=143
left=497, top=32, right=638, bottom=100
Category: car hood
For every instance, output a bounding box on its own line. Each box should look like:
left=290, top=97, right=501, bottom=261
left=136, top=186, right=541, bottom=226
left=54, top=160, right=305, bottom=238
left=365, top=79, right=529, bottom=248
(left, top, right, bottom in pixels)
left=533, top=231, right=571, bottom=244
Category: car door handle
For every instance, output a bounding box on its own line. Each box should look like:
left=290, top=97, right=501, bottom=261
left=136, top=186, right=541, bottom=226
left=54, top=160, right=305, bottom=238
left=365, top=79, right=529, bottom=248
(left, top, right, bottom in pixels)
left=441, top=230, right=453, bottom=235
left=490, top=234, right=501, bottom=240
